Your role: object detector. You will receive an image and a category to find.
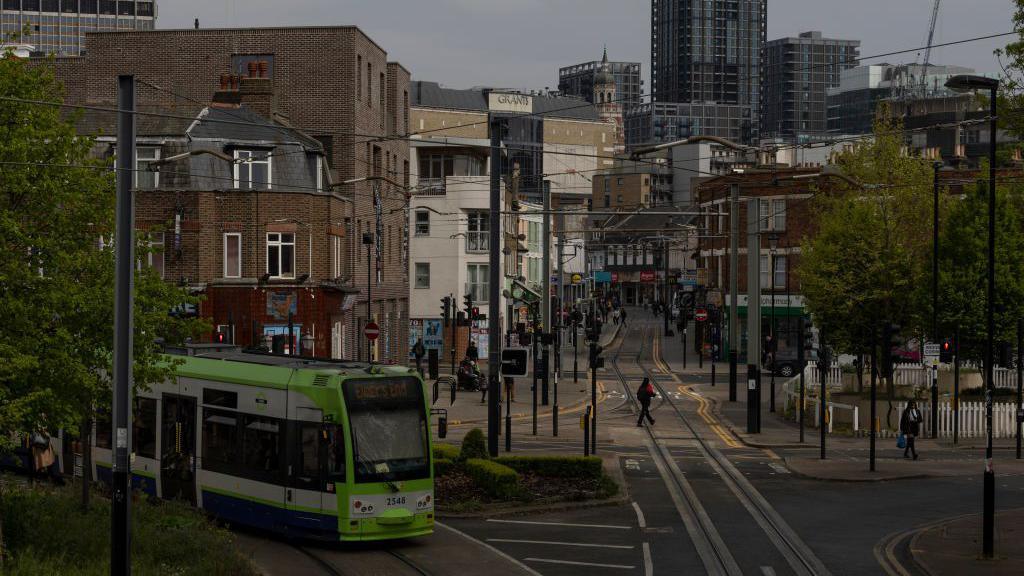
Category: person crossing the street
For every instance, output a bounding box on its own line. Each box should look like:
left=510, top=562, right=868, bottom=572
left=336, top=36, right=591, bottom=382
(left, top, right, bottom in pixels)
left=636, top=377, right=656, bottom=427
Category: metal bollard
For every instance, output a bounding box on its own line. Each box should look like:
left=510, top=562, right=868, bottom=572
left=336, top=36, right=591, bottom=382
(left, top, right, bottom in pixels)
left=711, top=362, right=716, bottom=387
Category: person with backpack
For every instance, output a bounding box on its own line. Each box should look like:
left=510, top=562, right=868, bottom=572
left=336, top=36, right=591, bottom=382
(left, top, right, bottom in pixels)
left=636, top=377, right=656, bottom=427
left=412, top=338, right=426, bottom=377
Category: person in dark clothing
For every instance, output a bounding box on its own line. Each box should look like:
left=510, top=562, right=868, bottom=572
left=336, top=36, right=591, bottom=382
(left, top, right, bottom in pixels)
left=412, top=338, right=426, bottom=376
left=620, top=307, right=628, bottom=327
left=636, top=378, right=656, bottom=427
left=900, top=401, right=923, bottom=460
left=466, top=341, right=479, bottom=362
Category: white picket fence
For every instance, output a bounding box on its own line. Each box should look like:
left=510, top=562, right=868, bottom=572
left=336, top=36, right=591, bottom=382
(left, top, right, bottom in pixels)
left=801, top=363, right=844, bottom=389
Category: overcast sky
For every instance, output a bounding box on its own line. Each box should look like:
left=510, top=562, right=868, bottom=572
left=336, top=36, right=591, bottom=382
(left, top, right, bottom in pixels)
left=159, top=0, right=1014, bottom=91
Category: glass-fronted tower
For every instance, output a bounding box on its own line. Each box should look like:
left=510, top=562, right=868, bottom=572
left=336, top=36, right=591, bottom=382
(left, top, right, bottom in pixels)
left=1, top=0, right=156, bottom=56
left=650, top=0, right=766, bottom=143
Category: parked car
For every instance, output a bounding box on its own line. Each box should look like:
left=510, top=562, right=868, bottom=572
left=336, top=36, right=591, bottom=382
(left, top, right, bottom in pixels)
left=767, top=349, right=810, bottom=377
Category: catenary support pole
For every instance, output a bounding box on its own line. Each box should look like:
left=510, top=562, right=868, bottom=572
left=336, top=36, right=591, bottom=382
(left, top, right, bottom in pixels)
left=870, top=325, right=878, bottom=472
left=746, top=198, right=761, bottom=434
left=487, top=114, right=503, bottom=457
left=932, top=162, right=941, bottom=439
left=983, top=85, right=997, bottom=560
left=541, top=182, right=551, bottom=406
left=820, top=325, right=827, bottom=461
left=112, top=74, right=135, bottom=576
left=729, top=183, right=740, bottom=402
left=954, top=324, right=960, bottom=444
left=532, top=305, right=539, bottom=436
left=798, top=316, right=805, bottom=444
left=555, top=213, right=565, bottom=435
left=1017, top=319, right=1022, bottom=460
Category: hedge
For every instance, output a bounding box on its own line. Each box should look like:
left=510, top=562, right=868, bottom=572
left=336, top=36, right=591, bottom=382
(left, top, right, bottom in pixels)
left=460, top=428, right=489, bottom=460
left=433, top=458, right=455, bottom=478
left=433, top=443, right=461, bottom=461
left=465, top=458, right=519, bottom=499
left=494, top=455, right=603, bottom=479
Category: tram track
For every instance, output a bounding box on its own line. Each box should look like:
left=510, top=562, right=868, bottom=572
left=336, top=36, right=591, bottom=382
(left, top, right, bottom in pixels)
left=608, top=322, right=832, bottom=576
left=294, top=545, right=432, bottom=576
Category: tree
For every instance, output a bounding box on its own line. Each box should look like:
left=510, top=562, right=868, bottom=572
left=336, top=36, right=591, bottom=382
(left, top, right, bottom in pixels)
left=800, top=117, right=934, bottom=361
left=936, top=177, right=1024, bottom=368
left=0, top=54, right=205, bottom=503
left=995, top=1, right=1024, bottom=139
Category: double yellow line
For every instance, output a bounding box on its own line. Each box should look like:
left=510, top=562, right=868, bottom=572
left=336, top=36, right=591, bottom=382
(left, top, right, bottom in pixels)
left=651, top=336, right=742, bottom=449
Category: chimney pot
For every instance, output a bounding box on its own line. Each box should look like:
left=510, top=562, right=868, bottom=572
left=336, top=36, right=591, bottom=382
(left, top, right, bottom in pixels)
left=258, top=60, right=269, bottom=78
left=247, top=61, right=258, bottom=78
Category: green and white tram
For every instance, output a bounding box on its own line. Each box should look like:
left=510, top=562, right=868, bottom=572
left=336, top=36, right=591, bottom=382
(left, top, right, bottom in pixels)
left=92, top=348, right=436, bottom=541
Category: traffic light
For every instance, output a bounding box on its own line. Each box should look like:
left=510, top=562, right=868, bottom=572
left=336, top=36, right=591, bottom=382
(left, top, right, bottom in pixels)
left=940, top=338, right=954, bottom=363
left=440, top=296, right=451, bottom=325
left=589, top=343, right=604, bottom=369
left=470, top=306, right=480, bottom=321
left=801, top=318, right=815, bottom=359
left=463, top=293, right=473, bottom=317
left=215, top=330, right=226, bottom=344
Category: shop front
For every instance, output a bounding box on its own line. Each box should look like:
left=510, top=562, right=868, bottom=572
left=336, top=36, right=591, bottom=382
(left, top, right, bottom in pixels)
left=718, top=294, right=806, bottom=364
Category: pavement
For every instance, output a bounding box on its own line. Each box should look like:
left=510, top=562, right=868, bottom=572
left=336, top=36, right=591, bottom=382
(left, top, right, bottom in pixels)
left=907, top=508, right=1024, bottom=575
left=423, top=323, right=621, bottom=431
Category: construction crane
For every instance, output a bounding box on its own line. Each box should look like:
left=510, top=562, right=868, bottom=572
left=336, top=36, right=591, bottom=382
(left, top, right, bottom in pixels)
left=921, top=0, right=942, bottom=96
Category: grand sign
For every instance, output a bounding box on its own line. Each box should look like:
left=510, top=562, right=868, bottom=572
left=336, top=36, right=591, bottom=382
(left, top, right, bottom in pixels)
left=488, top=92, right=533, bottom=114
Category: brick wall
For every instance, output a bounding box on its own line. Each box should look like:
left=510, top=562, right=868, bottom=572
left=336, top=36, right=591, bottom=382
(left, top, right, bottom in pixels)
left=46, top=26, right=411, bottom=362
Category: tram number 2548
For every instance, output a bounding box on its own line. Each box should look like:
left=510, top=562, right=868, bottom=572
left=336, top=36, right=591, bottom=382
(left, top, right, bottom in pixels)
left=385, top=496, right=408, bottom=507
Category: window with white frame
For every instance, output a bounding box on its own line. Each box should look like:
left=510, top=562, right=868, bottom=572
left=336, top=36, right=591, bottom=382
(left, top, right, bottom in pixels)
left=144, top=232, right=165, bottom=279
left=773, top=255, right=787, bottom=289
left=315, top=156, right=323, bottom=192
left=760, top=255, right=770, bottom=289
left=234, top=150, right=272, bottom=190
left=135, top=147, right=160, bottom=189
left=759, top=200, right=771, bottom=232
left=414, top=262, right=430, bottom=289
left=223, top=233, right=241, bottom=278
left=772, top=199, right=786, bottom=231
left=266, top=233, right=295, bottom=278
left=467, top=263, right=489, bottom=303
left=330, top=235, right=342, bottom=278
left=466, top=211, right=489, bottom=252
left=415, top=211, right=430, bottom=236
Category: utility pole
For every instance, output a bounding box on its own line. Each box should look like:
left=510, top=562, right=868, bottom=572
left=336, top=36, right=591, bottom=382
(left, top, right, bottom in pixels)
left=870, top=325, right=878, bottom=472
left=663, top=240, right=670, bottom=337
left=820, top=324, right=828, bottom=460
left=112, top=74, right=135, bottom=576
left=532, top=304, right=539, bottom=436
left=541, top=181, right=552, bottom=406
left=1017, top=319, right=1022, bottom=459
left=729, top=183, right=740, bottom=402
left=954, top=324, right=960, bottom=444
left=932, top=161, right=942, bottom=438
left=487, top=114, right=503, bottom=457
left=746, top=198, right=761, bottom=434
left=555, top=213, right=565, bottom=434
left=798, top=316, right=806, bottom=444
left=450, top=292, right=456, bottom=375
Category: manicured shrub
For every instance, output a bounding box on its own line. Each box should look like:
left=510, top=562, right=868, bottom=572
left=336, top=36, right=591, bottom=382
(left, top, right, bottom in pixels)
left=460, top=428, right=488, bottom=461
left=432, top=443, right=461, bottom=461
left=465, top=458, right=519, bottom=499
left=433, top=458, right=455, bottom=478
left=494, top=455, right=603, bottom=479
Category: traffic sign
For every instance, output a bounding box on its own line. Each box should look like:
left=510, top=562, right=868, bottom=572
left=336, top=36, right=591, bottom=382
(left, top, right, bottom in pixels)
left=364, top=322, right=380, bottom=341
left=923, top=342, right=940, bottom=358
left=695, top=309, right=708, bottom=322
left=501, top=348, right=529, bottom=377
left=571, top=273, right=583, bottom=285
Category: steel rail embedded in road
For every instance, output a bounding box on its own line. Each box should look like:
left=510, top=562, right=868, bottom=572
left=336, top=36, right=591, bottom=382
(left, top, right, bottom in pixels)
left=294, top=545, right=432, bottom=576
left=640, top=329, right=833, bottom=576
left=608, top=325, right=742, bottom=576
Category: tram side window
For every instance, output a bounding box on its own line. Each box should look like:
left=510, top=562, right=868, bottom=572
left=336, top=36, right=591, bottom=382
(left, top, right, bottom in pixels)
left=133, top=398, right=157, bottom=459
left=242, top=415, right=282, bottom=482
left=95, top=409, right=112, bottom=449
left=325, top=424, right=345, bottom=482
left=202, top=409, right=239, bottom=474
left=298, top=424, right=319, bottom=480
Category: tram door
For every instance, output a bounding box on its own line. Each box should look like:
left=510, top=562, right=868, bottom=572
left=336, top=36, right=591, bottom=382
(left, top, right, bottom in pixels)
left=287, top=407, right=325, bottom=530
left=161, top=395, right=197, bottom=505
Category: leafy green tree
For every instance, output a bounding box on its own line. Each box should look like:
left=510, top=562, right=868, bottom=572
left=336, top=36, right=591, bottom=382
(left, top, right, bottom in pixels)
left=936, top=177, right=1024, bottom=367
left=0, top=54, right=205, bottom=502
left=799, top=116, right=934, bottom=393
left=995, top=1, right=1024, bottom=139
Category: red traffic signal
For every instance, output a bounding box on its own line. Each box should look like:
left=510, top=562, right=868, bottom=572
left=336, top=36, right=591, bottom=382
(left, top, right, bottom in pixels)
left=940, top=338, right=954, bottom=363
left=471, top=306, right=480, bottom=320
left=215, top=331, right=226, bottom=343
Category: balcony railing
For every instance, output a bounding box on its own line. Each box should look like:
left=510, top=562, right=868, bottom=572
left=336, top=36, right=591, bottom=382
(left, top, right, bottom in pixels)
left=413, top=178, right=446, bottom=196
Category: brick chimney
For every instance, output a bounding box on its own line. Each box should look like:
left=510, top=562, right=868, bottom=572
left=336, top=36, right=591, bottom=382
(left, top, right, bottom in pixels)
left=238, top=60, right=275, bottom=118
left=211, top=73, right=242, bottom=108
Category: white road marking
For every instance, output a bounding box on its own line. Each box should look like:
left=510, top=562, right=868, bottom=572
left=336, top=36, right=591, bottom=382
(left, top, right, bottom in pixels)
left=643, top=542, right=654, bottom=576
left=632, top=501, right=647, bottom=529
left=625, top=458, right=643, bottom=471
left=525, top=558, right=636, bottom=570
left=487, top=519, right=632, bottom=530
left=488, top=539, right=634, bottom=549
left=761, top=567, right=777, bottom=576
left=768, top=462, right=790, bottom=474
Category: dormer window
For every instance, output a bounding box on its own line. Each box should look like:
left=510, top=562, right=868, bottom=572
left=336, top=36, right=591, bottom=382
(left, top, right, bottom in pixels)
left=234, top=150, right=272, bottom=190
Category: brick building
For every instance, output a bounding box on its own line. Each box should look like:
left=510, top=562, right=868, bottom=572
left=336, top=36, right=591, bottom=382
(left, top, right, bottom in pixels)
left=47, top=26, right=411, bottom=363
left=694, top=168, right=823, bottom=361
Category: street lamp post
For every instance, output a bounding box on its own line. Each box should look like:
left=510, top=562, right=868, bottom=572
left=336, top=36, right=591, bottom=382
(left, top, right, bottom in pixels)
left=946, top=73, right=1000, bottom=560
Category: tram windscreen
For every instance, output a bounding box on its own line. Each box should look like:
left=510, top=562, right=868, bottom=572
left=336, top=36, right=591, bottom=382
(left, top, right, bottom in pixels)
left=343, top=378, right=429, bottom=484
